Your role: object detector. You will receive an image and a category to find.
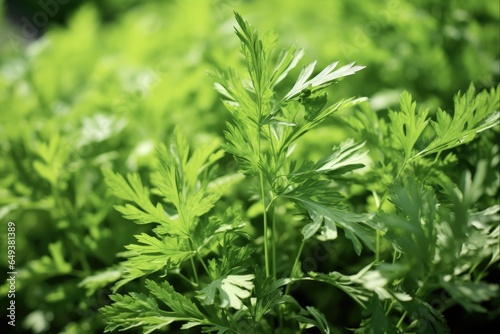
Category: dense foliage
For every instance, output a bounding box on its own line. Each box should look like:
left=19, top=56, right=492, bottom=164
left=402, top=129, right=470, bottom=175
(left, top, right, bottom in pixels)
left=0, top=1, right=498, bottom=333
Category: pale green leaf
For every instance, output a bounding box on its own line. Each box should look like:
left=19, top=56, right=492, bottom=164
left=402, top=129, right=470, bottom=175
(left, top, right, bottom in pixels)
left=197, top=274, right=255, bottom=309
left=294, top=197, right=375, bottom=254
left=284, top=61, right=365, bottom=100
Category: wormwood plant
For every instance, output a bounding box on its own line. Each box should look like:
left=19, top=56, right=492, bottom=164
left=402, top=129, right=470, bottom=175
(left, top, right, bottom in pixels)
left=100, top=13, right=499, bottom=333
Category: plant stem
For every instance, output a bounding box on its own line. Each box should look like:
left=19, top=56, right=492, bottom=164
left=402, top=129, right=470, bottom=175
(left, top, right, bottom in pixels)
left=190, top=257, right=199, bottom=285
left=272, top=205, right=277, bottom=277
left=372, top=191, right=381, bottom=264
left=196, top=251, right=211, bottom=278
left=256, top=85, right=271, bottom=277
left=285, top=239, right=305, bottom=295
left=396, top=310, right=408, bottom=329
left=260, top=172, right=270, bottom=277
left=189, top=238, right=210, bottom=282
left=385, top=300, right=396, bottom=316
left=174, top=270, right=198, bottom=287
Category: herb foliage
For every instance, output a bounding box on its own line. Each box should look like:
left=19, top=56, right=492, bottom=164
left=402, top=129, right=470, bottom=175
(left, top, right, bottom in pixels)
left=100, top=12, right=499, bottom=334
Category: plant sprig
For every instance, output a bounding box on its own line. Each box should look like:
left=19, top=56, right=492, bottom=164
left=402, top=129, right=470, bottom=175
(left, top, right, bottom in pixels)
left=100, top=12, right=499, bottom=334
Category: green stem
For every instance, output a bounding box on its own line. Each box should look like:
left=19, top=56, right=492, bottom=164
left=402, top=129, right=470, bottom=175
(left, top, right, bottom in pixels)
left=260, top=172, right=270, bottom=277
left=432, top=151, right=442, bottom=164
left=174, top=270, right=198, bottom=287
left=385, top=300, right=396, bottom=316
left=396, top=310, right=408, bottom=329
left=196, top=251, right=210, bottom=278
left=383, top=251, right=400, bottom=313
left=271, top=205, right=277, bottom=277
left=256, top=91, right=271, bottom=277
left=188, top=238, right=210, bottom=282
left=372, top=191, right=381, bottom=264
left=285, top=239, right=305, bottom=295
left=190, top=257, right=199, bottom=285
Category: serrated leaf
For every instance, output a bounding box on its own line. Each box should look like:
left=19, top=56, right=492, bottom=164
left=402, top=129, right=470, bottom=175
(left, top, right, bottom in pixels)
left=27, top=241, right=72, bottom=277
left=101, top=293, right=176, bottom=333
left=147, top=129, right=226, bottom=237
left=308, top=271, right=371, bottom=308
left=197, top=274, right=255, bottom=309
left=388, top=91, right=429, bottom=160
left=270, top=45, right=304, bottom=88
left=113, top=234, right=193, bottom=290
left=314, top=139, right=368, bottom=174
left=376, top=179, right=437, bottom=276
left=78, top=268, right=122, bottom=297
left=426, top=85, right=499, bottom=154
left=291, top=196, right=375, bottom=254
left=355, top=296, right=396, bottom=334
left=146, top=279, right=205, bottom=318
left=400, top=298, right=450, bottom=334
left=305, top=306, right=331, bottom=334
left=102, top=280, right=209, bottom=333
left=293, top=306, right=331, bottom=334
left=285, top=61, right=365, bottom=100
left=252, top=267, right=290, bottom=321
left=103, top=169, right=177, bottom=230
left=440, top=280, right=499, bottom=313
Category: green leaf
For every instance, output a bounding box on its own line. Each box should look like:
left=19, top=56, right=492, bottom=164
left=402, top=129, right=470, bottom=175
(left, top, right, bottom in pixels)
left=288, top=140, right=368, bottom=179
left=309, top=263, right=411, bottom=311
left=388, top=91, right=429, bottom=161
left=377, top=179, right=437, bottom=277
left=102, top=280, right=208, bottom=333
left=101, top=293, right=176, bottom=333
left=145, top=279, right=205, bottom=319
left=252, top=267, right=290, bottom=321
left=284, top=61, right=365, bottom=101
left=154, top=129, right=225, bottom=231
left=293, top=196, right=375, bottom=254
left=314, top=139, right=368, bottom=174
left=421, top=85, right=499, bottom=157
left=301, top=218, right=322, bottom=240
left=33, top=133, right=69, bottom=186
left=222, top=122, right=260, bottom=175
left=103, top=169, right=176, bottom=230
left=27, top=242, right=72, bottom=277
left=292, top=306, right=331, bottom=334
left=305, top=306, right=331, bottom=334
left=440, top=280, right=499, bottom=313
left=113, top=233, right=193, bottom=290
left=308, top=269, right=372, bottom=308
left=233, top=12, right=272, bottom=101
left=207, top=173, right=245, bottom=195
left=355, top=296, right=396, bottom=334
left=277, top=96, right=368, bottom=157
left=270, top=45, right=304, bottom=88
left=400, top=298, right=450, bottom=334
left=78, top=267, right=122, bottom=297
left=197, top=274, right=255, bottom=309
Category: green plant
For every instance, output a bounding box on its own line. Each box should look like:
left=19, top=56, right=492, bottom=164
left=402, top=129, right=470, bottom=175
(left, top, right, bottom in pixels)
left=0, top=3, right=238, bottom=332
left=100, top=12, right=499, bottom=333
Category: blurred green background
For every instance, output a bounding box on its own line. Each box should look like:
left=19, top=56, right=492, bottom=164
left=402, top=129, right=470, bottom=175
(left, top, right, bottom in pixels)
left=0, top=0, right=498, bottom=333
